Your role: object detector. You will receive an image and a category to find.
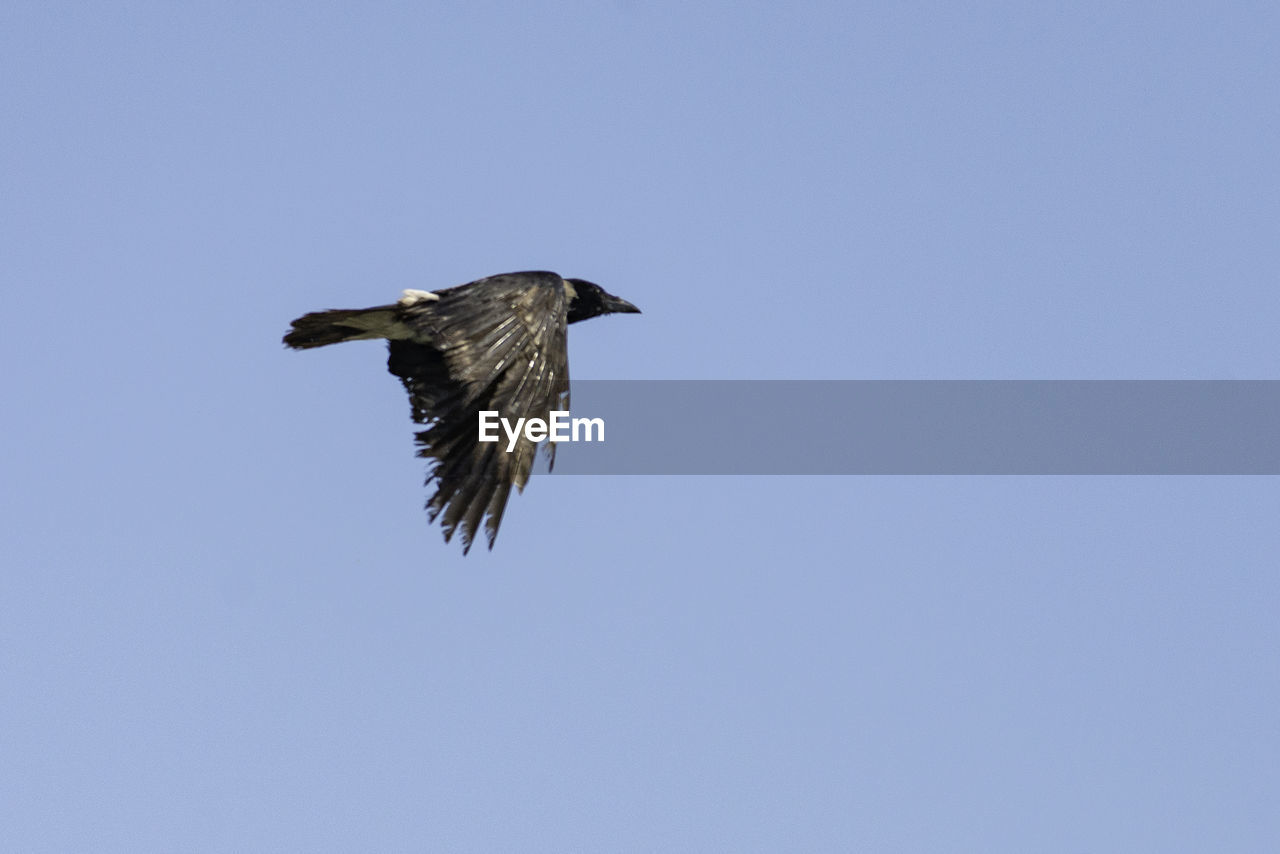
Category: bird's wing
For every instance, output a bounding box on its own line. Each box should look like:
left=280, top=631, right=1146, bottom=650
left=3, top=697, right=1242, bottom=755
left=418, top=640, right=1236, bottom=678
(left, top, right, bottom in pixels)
left=397, top=272, right=571, bottom=553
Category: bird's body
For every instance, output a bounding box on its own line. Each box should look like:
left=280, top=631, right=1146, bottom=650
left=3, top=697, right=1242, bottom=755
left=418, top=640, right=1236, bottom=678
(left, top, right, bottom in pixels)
left=284, top=271, right=640, bottom=553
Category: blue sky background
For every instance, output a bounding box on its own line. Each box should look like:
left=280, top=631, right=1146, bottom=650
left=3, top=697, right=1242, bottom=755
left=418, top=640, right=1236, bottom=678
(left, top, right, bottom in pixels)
left=3, top=2, right=1278, bottom=851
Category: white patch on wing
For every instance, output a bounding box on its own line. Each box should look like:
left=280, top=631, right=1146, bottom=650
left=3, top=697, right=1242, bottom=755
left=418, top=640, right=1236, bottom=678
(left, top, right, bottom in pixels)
left=399, top=289, right=439, bottom=305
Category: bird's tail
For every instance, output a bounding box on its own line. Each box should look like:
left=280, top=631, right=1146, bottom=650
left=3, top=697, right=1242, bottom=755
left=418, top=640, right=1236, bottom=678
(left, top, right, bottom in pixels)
left=282, top=306, right=404, bottom=350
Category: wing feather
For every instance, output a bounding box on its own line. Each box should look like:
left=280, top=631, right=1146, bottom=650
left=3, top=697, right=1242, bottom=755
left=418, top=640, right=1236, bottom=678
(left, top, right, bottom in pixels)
left=390, top=272, right=571, bottom=553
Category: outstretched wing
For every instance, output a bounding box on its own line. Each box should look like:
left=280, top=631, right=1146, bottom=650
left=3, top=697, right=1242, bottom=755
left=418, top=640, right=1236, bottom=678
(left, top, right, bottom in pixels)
left=389, top=272, right=571, bottom=553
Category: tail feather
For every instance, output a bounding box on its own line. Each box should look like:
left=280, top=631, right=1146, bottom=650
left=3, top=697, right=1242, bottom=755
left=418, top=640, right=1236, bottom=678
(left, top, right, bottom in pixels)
left=283, top=306, right=404, bottom=349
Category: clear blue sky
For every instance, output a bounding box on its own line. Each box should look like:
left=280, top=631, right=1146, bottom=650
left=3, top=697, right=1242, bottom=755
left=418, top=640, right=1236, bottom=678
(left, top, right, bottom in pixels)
left=3, top=2, right=1278, bottom=851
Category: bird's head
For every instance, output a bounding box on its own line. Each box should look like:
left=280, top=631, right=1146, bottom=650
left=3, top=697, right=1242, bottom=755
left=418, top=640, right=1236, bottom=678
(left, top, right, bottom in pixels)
left=564, top=278, right=642, bottom=324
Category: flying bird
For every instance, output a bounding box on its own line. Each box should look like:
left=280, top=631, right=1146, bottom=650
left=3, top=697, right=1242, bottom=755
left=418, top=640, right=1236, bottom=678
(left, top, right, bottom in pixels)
left=284, top=271, right=640, bottom=553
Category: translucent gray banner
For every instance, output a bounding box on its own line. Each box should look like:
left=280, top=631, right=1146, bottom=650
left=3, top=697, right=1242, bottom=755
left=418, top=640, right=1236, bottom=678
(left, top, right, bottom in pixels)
left=542, top=381, right=1280, bottom=474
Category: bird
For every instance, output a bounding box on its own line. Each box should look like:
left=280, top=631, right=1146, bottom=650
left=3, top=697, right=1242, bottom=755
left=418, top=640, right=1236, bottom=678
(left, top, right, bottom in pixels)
left=283, top=270, right=641, bottom=554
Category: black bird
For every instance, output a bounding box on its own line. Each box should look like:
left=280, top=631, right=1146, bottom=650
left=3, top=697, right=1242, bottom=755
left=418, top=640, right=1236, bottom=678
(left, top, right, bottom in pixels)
left=284, top=271, right=641, bottom=553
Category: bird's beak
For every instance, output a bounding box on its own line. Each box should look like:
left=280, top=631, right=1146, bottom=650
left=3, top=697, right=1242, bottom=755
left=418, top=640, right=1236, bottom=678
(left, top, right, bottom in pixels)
left=603, top=293, right=641, bottom=315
